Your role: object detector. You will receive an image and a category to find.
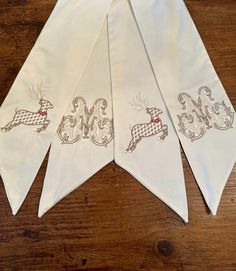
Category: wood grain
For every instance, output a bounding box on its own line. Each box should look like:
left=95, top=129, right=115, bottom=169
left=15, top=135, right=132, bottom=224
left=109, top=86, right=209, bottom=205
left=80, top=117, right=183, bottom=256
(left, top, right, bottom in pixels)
left=0, top=1, right=235, bottom=270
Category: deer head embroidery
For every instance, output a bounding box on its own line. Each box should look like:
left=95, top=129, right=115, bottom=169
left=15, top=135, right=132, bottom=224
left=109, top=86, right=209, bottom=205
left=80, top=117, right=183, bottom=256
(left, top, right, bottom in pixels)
left=126, top=93, right=168, bottom=152
left=1, top=83, right=53, bottom=133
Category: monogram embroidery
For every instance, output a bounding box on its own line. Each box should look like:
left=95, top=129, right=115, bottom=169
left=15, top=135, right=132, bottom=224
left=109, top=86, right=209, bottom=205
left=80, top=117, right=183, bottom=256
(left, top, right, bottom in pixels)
left=1, top=83, right=53, bottom=133
left=126, top=94, right=168, bottom=152
left=57, top=97, right=114, bottom=147
left=177, top=86, right=234, bottom=141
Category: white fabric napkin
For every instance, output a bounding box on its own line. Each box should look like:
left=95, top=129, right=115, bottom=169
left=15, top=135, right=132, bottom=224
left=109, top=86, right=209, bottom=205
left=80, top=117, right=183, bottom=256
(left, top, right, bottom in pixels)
left=38, top=20, right=114, bottom=217
left=0, top=0, right=235, bottom=220
left=38, top=0, right=187, bottom=221
left=130, top=0, right=236, bottom=214
left=108, top=0, right=188, bottom=221
left=0, top=0, right=113, bottom=214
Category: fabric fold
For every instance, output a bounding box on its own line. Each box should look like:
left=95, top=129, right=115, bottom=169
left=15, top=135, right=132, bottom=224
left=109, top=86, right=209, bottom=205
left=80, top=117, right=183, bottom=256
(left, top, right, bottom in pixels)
left=108, top=0, right=188, bottom=222
left=0, top=0, right=234, bottom=220
left=130, top=0, right=236, bottom=214
left=0, top=0, right=113, bottom=214
left=38, top=20, right=114, bottom=217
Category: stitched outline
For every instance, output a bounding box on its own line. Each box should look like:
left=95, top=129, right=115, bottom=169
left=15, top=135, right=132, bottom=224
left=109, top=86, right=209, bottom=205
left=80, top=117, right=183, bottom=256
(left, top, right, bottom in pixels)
left=57, top=96, right=114, bottom=147
left=1, top=84, right=53, bottom=133
left=177, top=86, right=234, bottom=141
left=126, top=94, right=168, bottom=152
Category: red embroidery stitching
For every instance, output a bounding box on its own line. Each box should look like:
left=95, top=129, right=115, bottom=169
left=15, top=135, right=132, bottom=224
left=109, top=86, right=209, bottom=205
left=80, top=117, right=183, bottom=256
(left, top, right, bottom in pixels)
left=1, top=84, right=53, bottom=133
left=151, top=118, right=161, bottom=124
left=38, top=110, right=47, bottom=117
left=126, top=94, right=168, bottom=152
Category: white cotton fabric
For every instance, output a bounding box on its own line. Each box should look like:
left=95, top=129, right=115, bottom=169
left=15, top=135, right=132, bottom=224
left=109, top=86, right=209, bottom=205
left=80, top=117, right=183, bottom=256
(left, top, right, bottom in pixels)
left=108, top=0, right=188, bottom=221
left=38, top=21, right=114, bottom=217
left=130, top=0, right=236, bottom=214
left=0, top=0, right=113, bottom=215
left=0, top=0, right=235, bottom=221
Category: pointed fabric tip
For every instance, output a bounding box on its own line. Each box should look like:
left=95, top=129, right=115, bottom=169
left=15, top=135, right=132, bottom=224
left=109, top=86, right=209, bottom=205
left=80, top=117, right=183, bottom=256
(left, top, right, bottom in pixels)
left=38, top=198, right=56, bottom=218
left=0, top=145, right=49, bottom=215
left=38, top=210, right=44, bottom=218
left=0, top=0, right=113, bottom=216
left=183, top=215, right=189, bottom=223
left=108, top=0, right=188, bottom=223
left=38, top=20, right=114, bottom=217
left=116, top=157, right=189, bottom=223
left=207, top=196, right=218, bottom=217
left=3, top=174, right=29, bottom=216
left=3, top=175, right=34, bottom=216
left=38, top=150, right=113, bottom=217
left=37, top=176, right=85, bottom=218
left=186, top=139, right=236, bottom=217
left=12, top=209, right=18, bottom=216
left=4, top=182, right=28, bottom=216
left=129, top=0, right=236, bottom=216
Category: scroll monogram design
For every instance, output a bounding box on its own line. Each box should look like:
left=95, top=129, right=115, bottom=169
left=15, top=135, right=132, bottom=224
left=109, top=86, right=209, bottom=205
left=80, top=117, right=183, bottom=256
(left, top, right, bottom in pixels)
left=177, top=86, right=234, bottom=141
left=1, top=83, right=53, bottom=133
left=126, top=94, right=168, bottom=152
left=57, top=97, right=114, bottom=147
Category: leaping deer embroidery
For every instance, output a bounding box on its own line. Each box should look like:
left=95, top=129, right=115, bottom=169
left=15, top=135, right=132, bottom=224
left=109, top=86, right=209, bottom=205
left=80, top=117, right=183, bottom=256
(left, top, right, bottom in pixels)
left=1, top=83, right=53, bottom=133
left=126, top=94, right=168, bottom=152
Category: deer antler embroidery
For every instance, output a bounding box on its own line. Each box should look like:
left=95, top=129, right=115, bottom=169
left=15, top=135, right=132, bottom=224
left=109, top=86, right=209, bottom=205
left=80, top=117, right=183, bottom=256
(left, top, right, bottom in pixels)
left=130, top=92, right=149, bottom=112
left=126, top=94, right=168, bottom=152
left=1, top=83, right=53, bottom=133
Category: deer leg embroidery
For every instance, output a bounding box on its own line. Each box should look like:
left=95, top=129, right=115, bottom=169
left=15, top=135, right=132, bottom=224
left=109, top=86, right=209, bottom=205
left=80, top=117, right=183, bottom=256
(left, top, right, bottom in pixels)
left=126, top=136, right=142, bottom=152
left=126, top=94, right=169, bottom=152
left=1, top=118, right=21, bottom=132
left=1, top=84, right=53, bottom=134
left=1, top=121, right=15, bottom=132
left=36, top=120, right=50, bottom=133
left=159, top=124, right=168, bottom=141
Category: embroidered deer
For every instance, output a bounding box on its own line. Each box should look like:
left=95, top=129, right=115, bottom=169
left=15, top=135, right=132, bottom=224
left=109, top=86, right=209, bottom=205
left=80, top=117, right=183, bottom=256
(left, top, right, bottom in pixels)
left=126, top=94, right=168, bottom=152
left=1, top=84, right=53, bottom=133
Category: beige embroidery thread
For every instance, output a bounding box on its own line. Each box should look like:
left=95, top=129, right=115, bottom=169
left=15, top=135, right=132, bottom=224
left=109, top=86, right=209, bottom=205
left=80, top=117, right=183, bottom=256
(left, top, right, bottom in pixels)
left=178, top=86, right=234, bottom=141
left=57, top=97, right=114, bottom=147
left=126, top=94, right=168, bottom=152
left=1, top=83, right=53, bottom=133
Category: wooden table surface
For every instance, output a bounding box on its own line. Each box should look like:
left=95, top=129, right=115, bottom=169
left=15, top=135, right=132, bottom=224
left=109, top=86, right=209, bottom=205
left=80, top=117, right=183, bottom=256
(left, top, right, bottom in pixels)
left=0, top=1, right=235, bottom=270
